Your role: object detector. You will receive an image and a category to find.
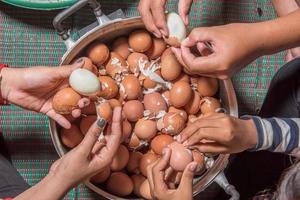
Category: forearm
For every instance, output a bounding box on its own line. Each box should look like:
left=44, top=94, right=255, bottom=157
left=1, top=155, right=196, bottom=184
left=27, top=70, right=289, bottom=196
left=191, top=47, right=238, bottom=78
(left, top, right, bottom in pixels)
left=272, top=0, right=299, bottom=16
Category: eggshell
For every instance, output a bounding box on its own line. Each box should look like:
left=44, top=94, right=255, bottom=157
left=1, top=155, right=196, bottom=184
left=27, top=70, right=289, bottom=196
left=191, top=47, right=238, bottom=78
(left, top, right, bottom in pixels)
left=143, top=92, right=167, bottom=115
left=107, top=172, right=133, bottom=197
left=161, top=48, right=182, bottom=81
left=173, top=73, right=190, bottom=83
left=122, top=119, right=132, bottom=141
left=99, top=76, right=119, bottom=99
left=164, top=12, right=187, bottom=47
left=53, top=87, right=81, bottom=114
left=81, top=102, right=96, bottom=115
left=96, top=101, right=113, bottom=121
left=60, top=124, right=83, bottom=148
left=90, top=166, right=111, bottom=183
left=145, top=38, right=167, bottom=59
left=108, top=98, right=122, bottom=109
left=184, top=91, right=201, bottom=114
left=169, top=142, right=193, bottom=171
left=128, top=133, right=142, bottom=149
left=131, top=174, right=146, bottom=197
left=127, top=52, right=148, bottom=74
left=123, top=100, right=144, bottom=122
left=105, top=52, right=128, bottom=78
left=161, top=112, right=185, bottom=135
left=140, top=152, right=159, bottom=177
left=110, top=145, right=130, bottom=171
left=200, top=97, right=221, bottom=114
left=162, top=90, right=171, bottom=106
left=139, top=179, right=152, bottom=200
left=134, top=119, right=157, bottom=141
left=75, top=57, right=98, bottom=75
left=197, top=77, right=218, bottom=97
left=86, top=42, right=109, bottom=66
left=129, top=30, right=152, bottom=52
left=170, top=81, right=192, bottom=108
left=120, top=75, right=142, bottom=100
left=150, top=134, right=174, bottom=155
left=79, top=115, right=97, bottom=135
left=127, top=151, right=143, bottom=173
left=168, top=106, right=188, bottom=121
left=192, top=150, right=205, bottom=173
left=112, top=37, right=130, bottom=59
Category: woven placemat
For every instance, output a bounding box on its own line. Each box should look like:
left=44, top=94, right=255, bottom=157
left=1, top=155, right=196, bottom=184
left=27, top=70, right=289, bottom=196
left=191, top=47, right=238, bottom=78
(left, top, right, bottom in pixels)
left=0, top=0, right=285, bottom=199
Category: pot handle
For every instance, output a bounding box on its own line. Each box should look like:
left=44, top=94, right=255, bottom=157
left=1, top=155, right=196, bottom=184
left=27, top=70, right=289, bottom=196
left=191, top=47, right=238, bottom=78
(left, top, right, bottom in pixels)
left=214, top=171, right=240, bottom=200
left=53, top=0, right=110, bottom=49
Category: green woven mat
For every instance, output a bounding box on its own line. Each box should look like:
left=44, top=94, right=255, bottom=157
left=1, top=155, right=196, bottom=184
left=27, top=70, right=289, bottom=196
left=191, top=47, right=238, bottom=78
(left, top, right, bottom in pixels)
left=0, top=0, right=285, bottom=199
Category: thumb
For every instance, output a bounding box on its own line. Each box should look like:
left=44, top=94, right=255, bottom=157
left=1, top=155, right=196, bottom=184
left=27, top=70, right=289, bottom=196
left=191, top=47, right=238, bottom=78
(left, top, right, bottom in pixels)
left=178, top=161, right=197, bottom=192
left=182, top=27, right=212, bottom=48
left=178, top=0, right=192, bottom=25
left=55, top=59, right=84, bottom=79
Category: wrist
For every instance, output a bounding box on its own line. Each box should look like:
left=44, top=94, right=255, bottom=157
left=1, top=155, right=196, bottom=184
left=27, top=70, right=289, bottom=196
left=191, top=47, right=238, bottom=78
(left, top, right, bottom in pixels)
left=244, top=119, right=258, bottom=150
left=1, top=67, right=13, bottom=101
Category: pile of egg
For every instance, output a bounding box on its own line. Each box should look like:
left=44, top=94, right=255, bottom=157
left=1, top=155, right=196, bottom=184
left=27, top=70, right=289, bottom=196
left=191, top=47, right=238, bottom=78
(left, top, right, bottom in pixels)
left=52, top=27, right=222, bottom=198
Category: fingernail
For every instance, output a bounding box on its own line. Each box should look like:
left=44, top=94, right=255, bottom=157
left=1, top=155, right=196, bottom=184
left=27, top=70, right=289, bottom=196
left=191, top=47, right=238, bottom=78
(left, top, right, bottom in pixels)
left=153, top=31, right=161, bottom=38
left=160, top=29, right=167, bottom=37
left=97, top=118, right=106, bottom=128
left=189, top=162, right=198, bottom=172
left=183, top=141, right=188, bottom=147
left=176, top=135, right=181, bottom=142
left=185, top=16, right=189, bottom=25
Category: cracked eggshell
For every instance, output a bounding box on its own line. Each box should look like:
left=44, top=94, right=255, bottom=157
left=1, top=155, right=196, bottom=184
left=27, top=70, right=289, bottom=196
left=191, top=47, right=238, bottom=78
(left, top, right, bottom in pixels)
left=60, top=124, right=83, bottom=148
left=145, top=37, right=167, bottom=59
left=112, top=36, right=131, bottom=59
left=134, top=119, right=157, bottom=141
left=127, top=52, right=149, bottom=74
left=162, top=90, right=171, bottom=106
left=90, top=166, right=111, bottom=184
left=169, top=142, right=193, bottom=171
left=128, top=133, right=143, bottom=149
left=69, top=68, right=101, bottom=97
left=129, top=29, right=152, bottom=53
left=150, top=134, right=174, bottom=155
left=184, top=91, right=201, bottom=114
left=107, top=172, right=133, bottom=197
left=79, top=115, right=97, bottom=135
left=99, top=76, right=119, bottom=99
left=53, top=87, right=81, bottom=114
left=161, top=112, right=185, bottom=135
left=197, top=76, right=219, bottom=97
left=161, top=48, right=182, bottom=81
left=168, top=106, right=188, bottom=121
left=170, top=81, right=192, bottom=108
left=140, top=152, right=159, bottom=177
left=110, top=145, right=130, bottom=171
left=200, top=97, right=221, bottom=114
left=86, top=42, right=109, bottom=66
left=127, top=152, right=143, bottom=174
left=123, top=100, right=144, bottom=122
left=143, top=92, right=167, bottom=115
left=120, top=74, right=142, bottom=100
left=141, top=70, right=161, bottom=89
left=105, top=52, right=128, bottom=78
left=164, top=12, right=187, bottom=47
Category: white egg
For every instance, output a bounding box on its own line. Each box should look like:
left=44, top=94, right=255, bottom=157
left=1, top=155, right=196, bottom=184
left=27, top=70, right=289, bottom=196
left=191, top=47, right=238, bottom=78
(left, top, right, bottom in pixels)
left=167, top=12, right=187, bottom=42
left=69, top=68, right=101, bottom=96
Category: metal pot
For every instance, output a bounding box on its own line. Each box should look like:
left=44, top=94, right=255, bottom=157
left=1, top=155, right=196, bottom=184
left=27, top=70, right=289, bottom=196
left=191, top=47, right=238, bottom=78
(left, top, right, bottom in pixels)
left=49, top=0, right=240, bottom=199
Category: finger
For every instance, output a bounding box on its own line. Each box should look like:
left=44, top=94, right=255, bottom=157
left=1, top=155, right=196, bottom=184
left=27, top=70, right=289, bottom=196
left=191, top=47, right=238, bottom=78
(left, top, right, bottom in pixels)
left=178, top=161, right=197, bottom=192
left=152, top=148, right=171, bottom=190
left=197, top=42, right=212, bottom=56
left=183, top=128, right=219, bottom=147
left=177, top=124, right=199, bottom=143
left=150, top=0, right=168, bottom=36
left=55, top=60, right=84, bottom=79
left=147, top=159, right=159, bottom=197
left=178, top=0, right=192, bottom=25
left=182, top=29, right=212, bottom=48
left=47, top=109, right=71, bottom=129
left=164, top=166, right=174, bottom=181
left=191, top=143, right=228, bottom=153
left=78, top=98, right=91, bottom=108
left=71, top=109, right=81, bottom=118
left=92, top=141, right=106, bottom=154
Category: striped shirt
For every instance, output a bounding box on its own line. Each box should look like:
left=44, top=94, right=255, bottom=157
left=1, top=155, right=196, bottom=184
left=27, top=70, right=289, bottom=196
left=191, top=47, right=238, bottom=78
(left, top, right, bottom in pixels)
left=244, top=116, right=300, bottom=157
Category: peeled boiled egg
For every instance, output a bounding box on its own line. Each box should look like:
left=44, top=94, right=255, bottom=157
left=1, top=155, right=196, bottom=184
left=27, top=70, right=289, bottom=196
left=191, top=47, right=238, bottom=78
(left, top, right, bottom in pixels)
left=105, top=52, right=128, bottom=78
left=184, top=91, right=201, bottom=114
left=96, top=101, right=113, bottom=121
left=143, top=92, right=167, bottom=115
left=150, top=134, right=174, bottom=155
left=170, top=81, right=192, bottom=108
left=106, top=172, right=133, bottom=197
left=168, top=106, right=188, bottom=121
left=86, top=42, right=109, bottom=66
left=112, top=37, right=131, bottom=59
left=128, top=29, right=152, bottom=52
left=110, top=144, right=130, bottom=171
left=139, top=179, right=152, bottom=200
left=158, top=112, right=185, bottom=135
left=134, top=118, right=157, bottom=141
left=127, top=151, right=143, bottom=174
left=99, top=76, right=119, bottom=99
left=120, top=74, right=142, bottom=100
left=197, top=76, right=218, bottom=97
left=60, top=124, right=83, bottom=148
left=90, top=166, right=111, bottom=184
left=81, top=102, right=96, bottom=115
left=146, top=37, right=167, bottom=59
left=69, top=68, right=101, bottom=97
left=123, top=100, right=144, bottom=122
left=200, top=97, right=221, bottom=114
left=140, top=152, right=159, bottom=177
left=53, top=87, right=81, bottom=114
left=127, top=52, right=148, bottom=74
left=79, top=115, right=97, bottom=135
left=131, top=174, right=146, bottom=197
left=169, top=142, right=193, bottom=171
left=161, top=48, right=182, bottom=81
left=164, top=12, right=187, bottom=47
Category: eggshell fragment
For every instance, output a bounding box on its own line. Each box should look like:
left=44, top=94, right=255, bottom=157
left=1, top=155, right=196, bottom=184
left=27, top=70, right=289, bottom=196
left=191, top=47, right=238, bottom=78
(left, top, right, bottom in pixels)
left=128, top=133, right=143, bottom=149
left=75, top=57, right=98, bottom=75
left=197, top=76, right=218, bottom=97
left=139, top=179, right=152, bottom=200
left=161, top=48, right=182, bottom=81
left=162, top=90, right=171, bottom=106
left=120, top=75, right=142, bottom=100
left=160, top=112, right=185, bottom=135
left=150, top=134, right=174, bottom=155
left=99, top=76, right=119, bottom=99
left=164, top=12, right=187, bottom=47
left=127, top=151, right=143, bottom=173
left=200, top=97, right=221, bottom=114
left=60, top=124, right=83, bottom=148
left=112, top=37, right=131, bottom=59
left=146, top=38, right=167, bottom=59
left=140, top=152, right=159, bottom=177
left=127, top=52, right=148, bottom=74
left=90, top=166, right=111, bottom=183
left=169, top=142, right=193, bottom=171
left=107, top=172, right=133, bottom=197
left=86, top=42, right=109, bottom=66
left=170, top=81, right=192, bottom=108
left=110, top=145, right=130, bottom=171
left=131, top=174, right=146, bottom=197
left=123, top=100, right=144, bottom=122
left=168, top=106, right=188, bottom=121
left=134, top=119, right=157, bottom=141
left=53, top=87, right=81, bottom=114
left=184, top=91, right=201, bottom=114
left=105, top=52, right=128, bottom=78
left=79, top=115, right=97, bottom=135
left=129, top=30, right=152, bottom=52
left=143, top=92, right=167, bottom=115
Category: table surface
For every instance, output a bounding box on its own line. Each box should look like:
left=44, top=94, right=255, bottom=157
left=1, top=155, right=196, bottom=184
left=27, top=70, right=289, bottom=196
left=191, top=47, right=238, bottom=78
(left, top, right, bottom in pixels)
left=0, top=0, right=286, bottom=199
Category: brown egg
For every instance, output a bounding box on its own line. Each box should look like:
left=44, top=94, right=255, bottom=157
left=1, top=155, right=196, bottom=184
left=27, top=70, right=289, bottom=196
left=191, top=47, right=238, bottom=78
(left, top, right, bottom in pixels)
left=79, top=115, right=97, bottom=135
left=169, top=142, right=193, bottom=171
left=197, top=77, right=218, bottom=97
left=74, top=57, right=98, bottom=75
left=184, top=91, right=201, bottom=114
left=192, top=150, right=205, bottom=173
left=99, top=76, right=119, bottom=99
left=128, top=133, right=143, bottom=149
left=151, top=134, right=174, bottom=155
left=128, top=30, right=152, bottom=52
left=161, top=48, right=182, bottom=81
left=131, top=174, right=146, bottom=197
left=139, top=179, right=152, bottom=200
left=146, top=37, right=167, bottom=59
left=162, top=90, right=171, bottom=106
left=120, top=75, right=142, bottom=100
left=110, top=145, right=130, bottom=171
left=107, top=172, right=133, bottom=197
left=60, top=124, right=83, bottom=148
left=90, top=166, right=110, bottom=184
left=168, top=106, right=188, bottom=121
left=86, top=42, right=109, bottom=66
left=143, top=92, right=167, bottom=115
left=81, top=102, right=96, bottom=115
left=127, top=52, right=149, bottom=74
left=173, top=73, right=190, bottom=83
left=112, top=37, right=130, bottom=59
left=134, top=119, right=157, bottom=141
left=170, top=81, right=192, bottom=108
left=123, top=100, right=144, bottom=122
left=140, top=152, right=159, bottom=177
left=96, top=101, right=113, bottom=121
left=122, top=120, right=132, bottom=141
left=53, top=87, right=81, bottom=114
left=143, top=77, right=157, bottom=89
left=158, top=112, right=185, bottom=135
left=200, top=97, right=221, bottom=114
left=105, top=52, right=128, bottom=78
left=127, top=151, right=143, bottom=174
left=108, top=98, right=122, bottom=109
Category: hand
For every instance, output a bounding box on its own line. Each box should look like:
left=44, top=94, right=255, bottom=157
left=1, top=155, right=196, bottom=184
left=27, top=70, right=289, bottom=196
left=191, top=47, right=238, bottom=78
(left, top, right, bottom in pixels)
left=286, top=47, right=300, bottom=62
left=172, top=23, right=262, bottom=79
left=0, top=61, right=89, bottom=129
left=147, top=148, right=197, bottom=200
left=49, top=107, right=122, bottom=187
left=138, top=0, right=192, bottom=38
left=177, top=113, right=257, bottom=153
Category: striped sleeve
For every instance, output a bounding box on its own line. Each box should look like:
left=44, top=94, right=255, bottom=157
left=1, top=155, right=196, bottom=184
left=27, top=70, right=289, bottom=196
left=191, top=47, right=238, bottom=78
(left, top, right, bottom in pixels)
left=241, top=115, right=300, bottom=157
